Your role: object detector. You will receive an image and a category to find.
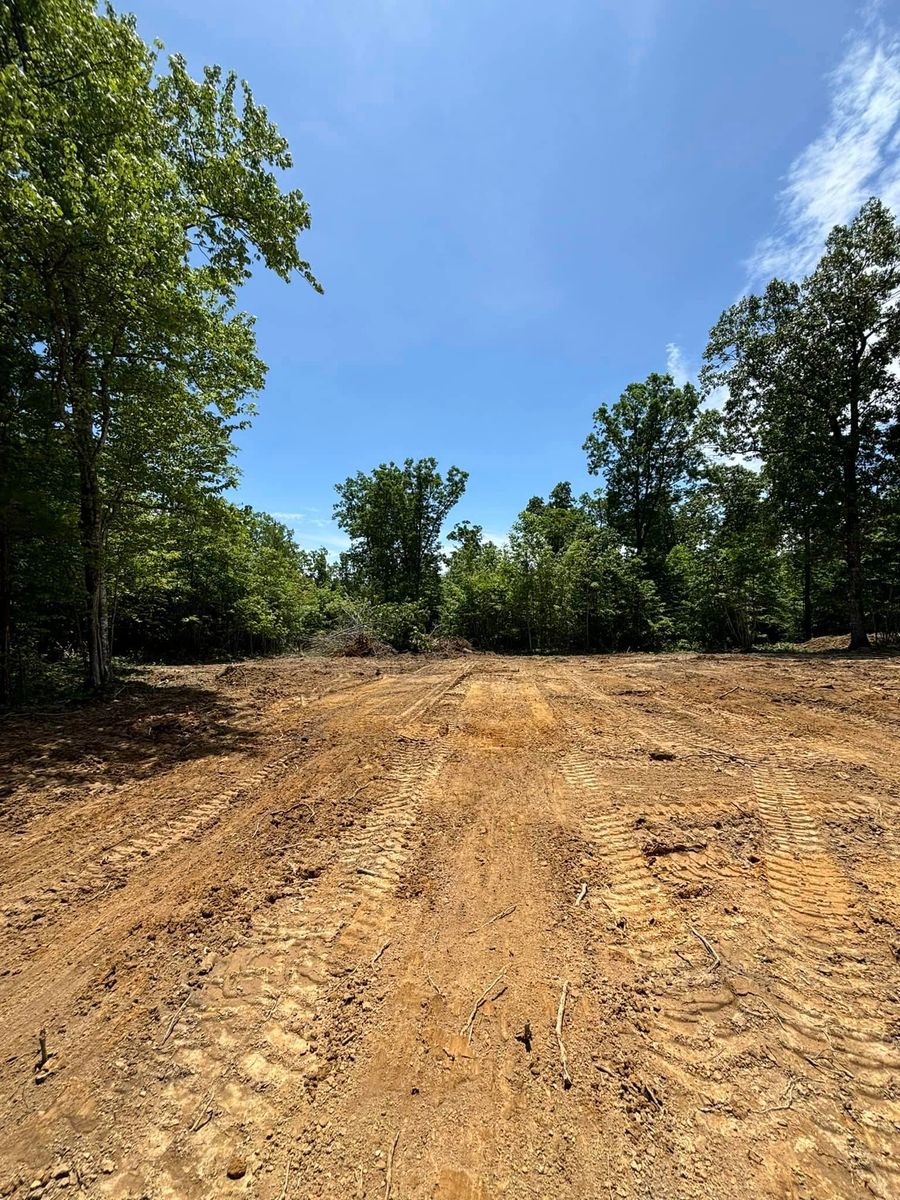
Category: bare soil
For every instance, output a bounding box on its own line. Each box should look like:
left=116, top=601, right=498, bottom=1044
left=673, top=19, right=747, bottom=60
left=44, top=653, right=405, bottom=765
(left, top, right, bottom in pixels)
left=1, top=652, right=899, bottom=1199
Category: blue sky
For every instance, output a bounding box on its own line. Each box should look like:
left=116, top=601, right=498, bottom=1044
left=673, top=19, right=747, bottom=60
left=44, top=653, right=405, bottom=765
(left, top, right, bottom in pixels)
left=129, top=0, right=900, bottom=551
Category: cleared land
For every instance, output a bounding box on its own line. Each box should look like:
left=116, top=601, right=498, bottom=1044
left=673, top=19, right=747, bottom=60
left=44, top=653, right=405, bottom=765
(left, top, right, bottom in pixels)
left=1, top=652, right=899, bottom=1200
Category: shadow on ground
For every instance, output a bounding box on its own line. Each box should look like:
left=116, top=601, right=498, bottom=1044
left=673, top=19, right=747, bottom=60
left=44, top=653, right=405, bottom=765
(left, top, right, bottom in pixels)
left=0, top=679, right=259, bottom=816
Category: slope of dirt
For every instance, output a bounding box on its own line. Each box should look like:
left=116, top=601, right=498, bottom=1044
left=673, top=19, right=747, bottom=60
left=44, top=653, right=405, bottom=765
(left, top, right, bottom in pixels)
left=1, top=653, right=898, bottom=1199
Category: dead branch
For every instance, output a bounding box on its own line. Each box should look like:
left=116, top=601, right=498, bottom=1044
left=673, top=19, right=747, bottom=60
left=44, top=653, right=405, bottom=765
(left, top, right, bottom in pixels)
left=555, top=980, right=572, bottom=1089
left=574, top=883, right=588, bottom=907
left=752, top=1077, right=796, bottom=1114
left=384, top=1131, right=400, bottom=1200
left=278, top=1152, right=293, bottom=1200
left=189, top=1087, right=216, bottom=1133
left=690, top=926, right=720, bottom=968
left=372, top=941, right=390, bottom=964
left=460, top=969, right=507, bottom=1042
left=159, top=994, right=190, bottom=1047
left=38, top=1029, right=48, bottom=1068
left=466, top=905, right=516, bottom=935
left=426, top=974, right=445, bottom=999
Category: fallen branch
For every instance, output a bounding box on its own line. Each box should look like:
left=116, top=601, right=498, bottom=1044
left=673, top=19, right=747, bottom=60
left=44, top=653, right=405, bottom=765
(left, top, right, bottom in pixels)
left=278, top=1152, right=293, bottom=1200
left=466, top=905, right=516, bottom=936
left=159, top=994, right=190, bottom=1047
left=372, top=941, right=390, bottom=965
left=690, top=926, right=720, bottom=968
left=574, top=883, right=587, bottom=907
left=752, top=1077, right=796, bottom=1114
left=189, top=1086, right=216, bottom=1133
left=555, top=980, right=572, bottom=1089
left=460, top=969, right=507, bottom=1042
left=426, top=974, right=445, bottom=999
left=384, top=1131, right=400, bottom=1200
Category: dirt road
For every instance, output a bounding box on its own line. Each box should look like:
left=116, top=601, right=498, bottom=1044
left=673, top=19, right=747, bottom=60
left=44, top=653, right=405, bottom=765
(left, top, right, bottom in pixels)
left=1, top=653, right=899, bottom=1199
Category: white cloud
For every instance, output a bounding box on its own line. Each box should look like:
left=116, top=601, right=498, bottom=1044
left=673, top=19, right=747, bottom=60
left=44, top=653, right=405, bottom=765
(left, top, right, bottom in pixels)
left=747, top=9, right=900, bottom=284
left=665, top=342, right=690, bottom=386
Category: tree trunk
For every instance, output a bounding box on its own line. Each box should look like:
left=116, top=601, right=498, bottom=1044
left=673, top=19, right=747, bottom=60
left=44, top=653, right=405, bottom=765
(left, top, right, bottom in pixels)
left=801, top=523, right=812, bottom=642
left=76, top=443, right=111, bottom=689
left=0, top=515, right=11, bottom=707
left=841, top=428, right=869, bottom=651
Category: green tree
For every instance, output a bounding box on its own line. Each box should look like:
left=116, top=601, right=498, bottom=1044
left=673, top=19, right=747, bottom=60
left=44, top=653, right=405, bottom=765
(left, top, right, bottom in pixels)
left=703, top=199, right=900, bottom=649
left=1, top=0, right=320, bottom=687
left=583, top=373, right=715, bottom=572
left=334, top=458, right=467, bottom=616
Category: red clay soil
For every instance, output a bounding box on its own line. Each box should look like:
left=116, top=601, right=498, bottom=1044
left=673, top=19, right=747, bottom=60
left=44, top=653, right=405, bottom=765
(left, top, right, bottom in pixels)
left=1, top=652, right=898, bottom=1199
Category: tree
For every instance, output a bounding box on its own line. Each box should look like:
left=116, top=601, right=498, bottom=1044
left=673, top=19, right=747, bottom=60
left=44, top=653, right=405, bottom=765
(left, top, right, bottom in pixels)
left=1, top=0, right=320, bottom=686
left=583, top=373, right=715, bottom=572
left=703, top=199, right=900, bottom=649
left=334, top=458, right=467, bottom=615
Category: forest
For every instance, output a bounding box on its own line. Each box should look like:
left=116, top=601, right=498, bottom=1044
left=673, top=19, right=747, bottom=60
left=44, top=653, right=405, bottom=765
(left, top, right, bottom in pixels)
left=3, top=0, right=900, bottom=705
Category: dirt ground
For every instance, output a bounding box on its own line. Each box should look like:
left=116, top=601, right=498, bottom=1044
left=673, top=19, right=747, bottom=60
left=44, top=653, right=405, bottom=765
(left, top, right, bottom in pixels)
left=1, top=652, right=899, bottom=1200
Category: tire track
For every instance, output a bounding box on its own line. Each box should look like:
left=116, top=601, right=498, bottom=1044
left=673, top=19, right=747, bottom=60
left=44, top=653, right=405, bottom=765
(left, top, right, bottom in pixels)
left=559, top=749, right=748, bottom=1104
left=753, top=765, right=900, bottom=1187
left=1, top=743, right=312, bottom=932
left=117, top=742, right=448, bottom=1196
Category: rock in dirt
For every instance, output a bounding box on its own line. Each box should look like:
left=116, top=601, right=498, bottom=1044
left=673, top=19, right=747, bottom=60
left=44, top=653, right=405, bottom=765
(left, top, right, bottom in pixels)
left=226, top=1158, right=247, bottom=1180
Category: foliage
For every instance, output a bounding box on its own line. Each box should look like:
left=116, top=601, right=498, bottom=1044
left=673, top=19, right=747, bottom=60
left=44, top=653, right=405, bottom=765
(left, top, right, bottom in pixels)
left=334, top=458, right=467, bottom=617
left=0, top=0, right=319, bottom=690
left=702, top=198, right=900, bottom=648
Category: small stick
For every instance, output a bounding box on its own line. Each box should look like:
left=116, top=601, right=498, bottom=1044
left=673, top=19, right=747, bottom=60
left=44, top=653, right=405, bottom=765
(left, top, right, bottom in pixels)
left=159, top=995, right=190, bottom=1047
left=460, top=969, right=507, bottom=1042
left=466, top=905, right=516, bottom=935
left=38, top=1029, right=48, bottom=1068
left=752, top=1077, right=796, bottom=1114
left=426, top=974, right=445, bottom=998
left=574, top=883, right=587, bottom=907
left=690, top=926, right=720, bottom=968
left=189, top=1087, right=216, bottom=1132
left=278, top=1152, right=292, bottom=1200
left=556, top=981, right=572, bottom=1089
left=384, top=1131, right=400, bottom=1200
left=357, top=867, right=379, bottom=877
left=266, top=993, right=282, bottom=1018
left=372, top=940, right=390, bottom=964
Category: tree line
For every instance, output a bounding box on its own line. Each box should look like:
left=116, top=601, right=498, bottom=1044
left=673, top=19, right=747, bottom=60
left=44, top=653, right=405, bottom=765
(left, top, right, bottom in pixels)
left=2, top=2, right=898, bottom=703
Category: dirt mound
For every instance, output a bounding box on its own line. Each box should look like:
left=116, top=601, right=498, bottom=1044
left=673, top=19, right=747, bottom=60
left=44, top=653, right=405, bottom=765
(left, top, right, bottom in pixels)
left=797, top=633, right=852, bottom=651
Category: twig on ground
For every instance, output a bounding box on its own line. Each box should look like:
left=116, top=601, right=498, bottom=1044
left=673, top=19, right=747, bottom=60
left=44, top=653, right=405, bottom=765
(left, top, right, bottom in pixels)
left=189, top=1087, right=216, bottom=1132
left=690, top=926, right=720, bottom=968
left=574, top=883, right=587, bottom=906
left=384, top=1131, right=400, bottom=1200
left=460, top=969, right=507, bottom=1042
left=266, top=993, right=282, bottom=1018
left=466, top=905, right=516, bottom=935
left=38, top=1029, right=48, bottom=1068
left=372, top=941, right=390, bottom=964
left=426, top=974, right=445, bottom=998
left=752, top=1077, right=796, bottom=1114
left=555, top=980, right=573, bottom=1089
left=719, top=687, right=740, bottom=700
left=357, top=867, right=379, bottom=877
left=278, top=1152, right=293, bottom=1200
left=159, top=994, right=190, bottom=1047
